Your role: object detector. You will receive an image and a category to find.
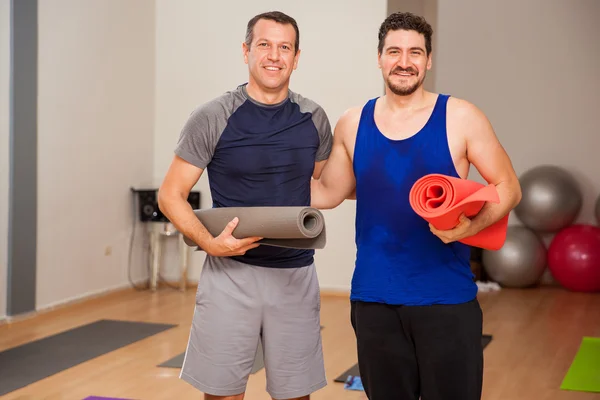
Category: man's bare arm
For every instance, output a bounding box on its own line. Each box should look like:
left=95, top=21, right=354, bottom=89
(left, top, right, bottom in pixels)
left=431, top=99, right=522, bottom=243
left=313, top=158, right=356, bottom=200
left=312, top=160, right=327, bottom=179
left=158, top=155, right=261, bottom=256
left=463, top=101, right=521, bottom=234
left=311, top=108, right=359, bottom=209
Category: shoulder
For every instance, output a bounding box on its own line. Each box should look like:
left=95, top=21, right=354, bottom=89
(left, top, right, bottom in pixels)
left=446, top=96, right=494, bottom=139
left=289, top=90, right=333, bottom=138
left=288, top=90, right=328, bottom=116
left=188, top=87, right=246, bottom=122
left=334, top=106, right=363, bottom=141
left=447, top=96, right=491, bottom=125
left=338, top=106, right=363, bottom=129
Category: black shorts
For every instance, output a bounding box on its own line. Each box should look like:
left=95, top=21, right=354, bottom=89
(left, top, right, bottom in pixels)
left=350, top=298, right=483, bottom=400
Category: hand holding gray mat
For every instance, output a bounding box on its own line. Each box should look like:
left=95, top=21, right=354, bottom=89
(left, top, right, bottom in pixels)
left=183, top=206, right=327, bottom=250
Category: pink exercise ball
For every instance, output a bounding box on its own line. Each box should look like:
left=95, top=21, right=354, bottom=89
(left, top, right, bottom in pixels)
left=547, top=224, right=600, bottom=292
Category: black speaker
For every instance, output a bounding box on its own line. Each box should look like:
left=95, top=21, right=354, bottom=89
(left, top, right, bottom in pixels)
left=132, top=188, right=200, bottom=223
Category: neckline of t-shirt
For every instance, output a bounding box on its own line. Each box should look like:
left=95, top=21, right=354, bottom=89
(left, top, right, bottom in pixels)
left=239, top=83, right=290, bottom=109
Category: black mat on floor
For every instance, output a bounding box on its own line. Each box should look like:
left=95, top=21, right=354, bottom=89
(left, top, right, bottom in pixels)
left=334, top=334, right=493, bottom=383
left=0, top=319, right=176, bottom=396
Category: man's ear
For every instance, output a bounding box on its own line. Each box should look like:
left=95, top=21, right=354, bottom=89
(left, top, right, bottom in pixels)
left=293, top=49, right=301, bottom=70
left=242, top=42, right=249, bottom=64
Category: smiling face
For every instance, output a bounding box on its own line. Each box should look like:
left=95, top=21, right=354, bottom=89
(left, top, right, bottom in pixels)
left=378, top=29, right=431, bottom=96
left=243, top=18, right=300, bottom=96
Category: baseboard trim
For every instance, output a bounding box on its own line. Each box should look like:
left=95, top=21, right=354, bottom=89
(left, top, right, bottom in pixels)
left=0, top=280, right=351, bottom=326
left=156, top=280, right=198, bottom=290
left=0, top=279, right=148, bottom=326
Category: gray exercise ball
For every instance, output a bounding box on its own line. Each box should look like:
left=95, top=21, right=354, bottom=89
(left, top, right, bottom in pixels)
left=514, top=165, right=582, bottom=233
left=482, top=226, right=547, bottom=288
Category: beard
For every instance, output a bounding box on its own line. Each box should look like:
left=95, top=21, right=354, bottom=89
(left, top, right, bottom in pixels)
left=385, top=66, right=425, bottom=96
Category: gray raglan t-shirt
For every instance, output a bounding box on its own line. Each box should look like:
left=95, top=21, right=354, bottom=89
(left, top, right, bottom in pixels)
left=174, top=83, right=333, bottom=268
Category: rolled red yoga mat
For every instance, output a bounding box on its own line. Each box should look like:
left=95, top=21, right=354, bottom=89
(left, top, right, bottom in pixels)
left=409, top=174, right=508, bottom=250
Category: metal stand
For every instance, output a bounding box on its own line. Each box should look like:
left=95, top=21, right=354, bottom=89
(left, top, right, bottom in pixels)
left=147, top=222, right=190, bottom=291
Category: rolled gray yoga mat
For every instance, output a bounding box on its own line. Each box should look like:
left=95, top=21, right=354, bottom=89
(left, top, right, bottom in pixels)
left=183, top=206, right=327, bottom=250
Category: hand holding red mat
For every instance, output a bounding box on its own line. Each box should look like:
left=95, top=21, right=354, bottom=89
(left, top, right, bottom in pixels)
left=409, top=173, right=509, bottom=250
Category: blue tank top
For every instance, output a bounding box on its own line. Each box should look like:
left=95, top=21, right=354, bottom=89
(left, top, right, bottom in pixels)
left=351, top=94, right=478, bottom=306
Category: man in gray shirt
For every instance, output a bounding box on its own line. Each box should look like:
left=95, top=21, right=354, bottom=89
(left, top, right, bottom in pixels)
left=158, top=11, right=333, bottom=400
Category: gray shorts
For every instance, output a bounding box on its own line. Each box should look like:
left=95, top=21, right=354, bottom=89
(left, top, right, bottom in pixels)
left=180, top=255, right=326, bottom=399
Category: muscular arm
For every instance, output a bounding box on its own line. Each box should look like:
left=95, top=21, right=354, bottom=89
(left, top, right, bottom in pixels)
left=312, top=156, right=356, bottom=202
left=158, top=155, right=260, bottom=255
left=158, top=155, right=213, bottom=248
left=453, top=99, right=522, bottom=235
left=312, top=160, right=327, bottom=179
left=310, top=108, right=359, bottom=209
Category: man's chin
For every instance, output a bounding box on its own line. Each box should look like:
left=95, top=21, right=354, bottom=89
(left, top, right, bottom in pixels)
left=258, top=80, right=287, bottom=92
left=388, top=85, right=418, bottom=96
left=386, top=79, right=422, bottom=96
left=258, top=73, right=292, bottom=86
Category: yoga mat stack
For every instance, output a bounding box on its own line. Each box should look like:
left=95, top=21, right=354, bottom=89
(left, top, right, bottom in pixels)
left=183, top=206, right=326, bottom=250
left=409, top=174, right=509, bottom=250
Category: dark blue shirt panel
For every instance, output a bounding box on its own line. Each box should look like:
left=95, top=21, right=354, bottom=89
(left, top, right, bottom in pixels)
left=207, top=99, right=320, bottom=268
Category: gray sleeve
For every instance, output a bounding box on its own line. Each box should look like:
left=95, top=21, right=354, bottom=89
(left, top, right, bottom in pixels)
left=174, top=98, right=229, bottom=169
left=292, top=92, right=333, bottom=161
left=290, top=91, right=334, bottom=162
left=312, top=105, right=333, bottom=161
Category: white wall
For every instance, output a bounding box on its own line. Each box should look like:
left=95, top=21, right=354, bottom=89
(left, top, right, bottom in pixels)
left=36, top=0, right=155, bottom=309
left=435, top=0, right=600, bottom=224
left=434, top=0, right=600, bottom=281
left=0, top=0, right=10, bottom=319
left=154, top=0, right=386, bottom=291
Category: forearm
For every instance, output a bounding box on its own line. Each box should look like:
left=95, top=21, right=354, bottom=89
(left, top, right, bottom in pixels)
left=157, top=191, right=214, bottom=249
left=470, top=180, right=521, bottom=233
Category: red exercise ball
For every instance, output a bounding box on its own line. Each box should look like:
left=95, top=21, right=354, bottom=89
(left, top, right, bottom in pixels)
left=548, top=224, right=600, bottom=292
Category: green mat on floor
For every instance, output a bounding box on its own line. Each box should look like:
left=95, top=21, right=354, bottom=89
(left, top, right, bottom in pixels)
left=561, top=337, right=600, bottom=393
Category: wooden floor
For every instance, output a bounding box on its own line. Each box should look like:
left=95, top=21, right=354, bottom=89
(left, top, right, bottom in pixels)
left=1, top=286, right=599, bottom=400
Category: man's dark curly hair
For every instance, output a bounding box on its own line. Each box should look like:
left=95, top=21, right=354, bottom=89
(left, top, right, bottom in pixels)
left=378, top=12, right=433, bottom=56
left=245, top=11, right=300, bottom=54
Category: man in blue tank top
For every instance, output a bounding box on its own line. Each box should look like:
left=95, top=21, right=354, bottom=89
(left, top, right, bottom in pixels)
left=311, top=12, right=521, bottom=400
left=158, top=11, right=332, bottom=400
